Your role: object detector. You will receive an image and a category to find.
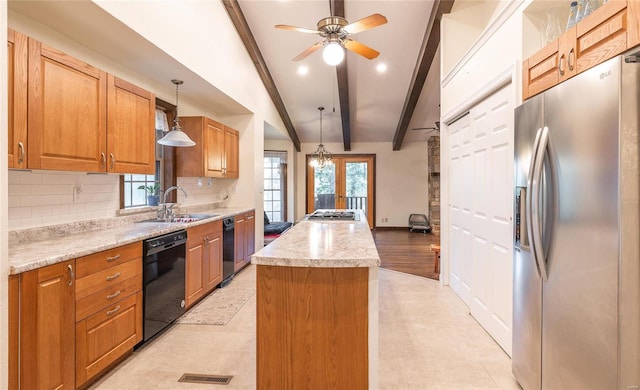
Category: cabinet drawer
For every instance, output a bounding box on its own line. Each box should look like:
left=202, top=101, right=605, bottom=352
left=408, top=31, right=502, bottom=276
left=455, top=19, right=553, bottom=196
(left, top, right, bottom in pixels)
left=76, top=241, right=141, bottom=278
left=76, top=275, right=142, bottom=321
left=76, top=258, right=141, bottom=300
left=188, top=220, right=222, bottom=242
left=75, top=291, right=142, bottom=387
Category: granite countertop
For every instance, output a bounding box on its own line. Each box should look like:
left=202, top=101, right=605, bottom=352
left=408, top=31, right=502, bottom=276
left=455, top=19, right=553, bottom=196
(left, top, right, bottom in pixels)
left=9, top=206, right=254, bottom=275
left=251, top=210, right=380, bottom=268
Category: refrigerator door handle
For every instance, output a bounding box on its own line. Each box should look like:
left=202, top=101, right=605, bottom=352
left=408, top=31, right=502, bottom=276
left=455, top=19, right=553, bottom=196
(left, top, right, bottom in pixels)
left=531, top=126, right=550, bottom=282
left=525, top=127, right=543, bottom=278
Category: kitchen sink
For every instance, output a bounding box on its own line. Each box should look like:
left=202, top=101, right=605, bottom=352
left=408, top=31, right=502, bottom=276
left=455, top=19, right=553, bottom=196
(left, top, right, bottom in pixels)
left=137, top=213, right=219, bottom=223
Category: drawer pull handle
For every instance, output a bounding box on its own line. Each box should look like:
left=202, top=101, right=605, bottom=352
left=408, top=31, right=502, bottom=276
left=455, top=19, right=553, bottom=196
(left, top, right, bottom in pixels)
left=106, top=254, right=121, bottom=262
left=106, top=272, right=121, bottom=281
left=109, top=153, right=115, bottom=169
left=100, top=152, right=106, bottom=168
left=106, top=305, right=120, bottom=316
left=106, top=290, right=121, bottom=300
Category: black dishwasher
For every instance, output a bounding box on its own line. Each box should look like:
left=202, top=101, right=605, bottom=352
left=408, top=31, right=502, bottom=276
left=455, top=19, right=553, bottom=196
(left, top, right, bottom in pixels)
left=221, top=216, right=235, bottom=287
left=141, top=229, right=187, bottom=344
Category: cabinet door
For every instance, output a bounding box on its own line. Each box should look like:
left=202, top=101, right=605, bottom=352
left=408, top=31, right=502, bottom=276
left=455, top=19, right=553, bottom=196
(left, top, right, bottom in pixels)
left=523, top=39, right=559, bottom=99
left=559, top=26, right=577, bottom=83
left=28, top=38, right=107, bottom=172
left=186, top=237, right=205, bottom=307
left=20, top=260, right=75, bottom=390
left=76, top=291, right=142, bottom=387
left=205, top=232, right=223, bottom=292
left=235, top=216, right=246, bottom=271
left=8, top=29, right=27, bottom=169
left=245, top=212, right=255, bottom=263
left=205, top=118, right=225, bottom=177
left=224, top=127, right=239, bottom=178
left=575, top=0, right=628, bottom=74
left=107, top=75, right=155, bottom=174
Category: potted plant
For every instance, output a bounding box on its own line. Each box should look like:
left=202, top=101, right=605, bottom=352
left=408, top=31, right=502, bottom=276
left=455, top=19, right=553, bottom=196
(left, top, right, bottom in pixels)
left=138, top=183, right=161, bottom=206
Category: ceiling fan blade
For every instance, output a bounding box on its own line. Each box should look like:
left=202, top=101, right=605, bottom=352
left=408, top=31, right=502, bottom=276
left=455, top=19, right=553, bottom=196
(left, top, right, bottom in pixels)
left=343, top=39, right=380, bottom=60
left=292, top=41, right=324, bottom=61
left=343, top=13, right=388, bottom=34
left=275, top=24, right=321, bottom=34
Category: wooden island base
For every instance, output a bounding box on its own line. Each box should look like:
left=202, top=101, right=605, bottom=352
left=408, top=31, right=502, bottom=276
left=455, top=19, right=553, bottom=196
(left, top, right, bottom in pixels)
left=257, top=265, right=370, bottom=389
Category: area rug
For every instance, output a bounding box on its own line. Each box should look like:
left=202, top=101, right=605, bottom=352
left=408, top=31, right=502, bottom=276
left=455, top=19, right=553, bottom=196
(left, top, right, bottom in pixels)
left=176, top=287, right=256, bottom=325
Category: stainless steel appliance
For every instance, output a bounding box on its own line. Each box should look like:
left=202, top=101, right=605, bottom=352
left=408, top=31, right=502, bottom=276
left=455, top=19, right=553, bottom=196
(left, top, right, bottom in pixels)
left=513, top=50, right=640, bottom=389
left=305, top=210, right=358, bottom=220
left=142, top=230, right=187, bottom=343
left=221, top=216, right=235, bottom=287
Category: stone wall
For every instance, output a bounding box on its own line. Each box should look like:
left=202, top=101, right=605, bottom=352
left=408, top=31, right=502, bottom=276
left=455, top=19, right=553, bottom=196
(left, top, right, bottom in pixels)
left=428, top=136, right=440, bottom=234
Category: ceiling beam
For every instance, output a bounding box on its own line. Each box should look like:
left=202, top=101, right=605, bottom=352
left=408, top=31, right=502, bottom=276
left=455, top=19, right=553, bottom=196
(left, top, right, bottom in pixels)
left=333, top=0, right=352, bottom=151
left=222, top=0, right=301, bottom=151
left=392, top=0, right=454, bottom=151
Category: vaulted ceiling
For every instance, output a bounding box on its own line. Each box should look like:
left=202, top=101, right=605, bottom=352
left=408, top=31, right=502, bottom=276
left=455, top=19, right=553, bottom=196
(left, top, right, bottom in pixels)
left=227, top=0, right=452, bottom=151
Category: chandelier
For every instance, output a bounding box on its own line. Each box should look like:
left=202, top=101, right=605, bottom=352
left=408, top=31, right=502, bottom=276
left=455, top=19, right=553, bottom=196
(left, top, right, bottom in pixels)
left=309, top=107, right=333, bottom=169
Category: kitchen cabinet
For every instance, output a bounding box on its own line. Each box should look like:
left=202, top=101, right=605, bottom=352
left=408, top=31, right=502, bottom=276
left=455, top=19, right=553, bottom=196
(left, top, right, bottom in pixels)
left=176, top=116, right=240, bottom=178
left=186, top=220, right=223, bottom=308
left=75, top=242, right=143, bottom=387
left=234, top=211, right=255, bottom=272
left=523, top=0, right=639, bottom=99
left=17, top=260, right=76, bottom=390
left=8, top=28, right=27, bottom=169
left=26, top=36, right=155, bottom=173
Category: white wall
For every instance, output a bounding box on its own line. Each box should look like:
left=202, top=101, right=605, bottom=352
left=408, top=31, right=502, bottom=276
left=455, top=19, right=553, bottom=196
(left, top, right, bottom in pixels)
left=295, top=141, right=429, bottom=227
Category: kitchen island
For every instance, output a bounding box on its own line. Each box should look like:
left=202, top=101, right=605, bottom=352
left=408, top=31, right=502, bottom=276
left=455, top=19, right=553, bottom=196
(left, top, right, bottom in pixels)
left=251, top=210, right=380, bottom=389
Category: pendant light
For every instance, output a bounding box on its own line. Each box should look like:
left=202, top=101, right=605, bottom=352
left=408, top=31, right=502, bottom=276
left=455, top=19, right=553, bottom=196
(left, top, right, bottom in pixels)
left=158, top=79, right=196, bottom=147
left=309, top=107, right=333, bottom=169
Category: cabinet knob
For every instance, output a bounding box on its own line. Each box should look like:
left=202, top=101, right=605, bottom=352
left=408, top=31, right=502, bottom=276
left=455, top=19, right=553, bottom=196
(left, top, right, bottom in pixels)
left=109, top=153, right=115, bottom=169
left=100, top=152, right=106, bottom=168
left=558, top=53, right=566, bottom=76
left=568, top=48, right=575, bottom=71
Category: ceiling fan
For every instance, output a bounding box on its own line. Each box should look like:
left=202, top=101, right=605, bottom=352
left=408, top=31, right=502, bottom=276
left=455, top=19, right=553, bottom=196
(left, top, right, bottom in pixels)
left=275, top=13, right=388, bottom=65
left=412, top=121, right=441, bottom=134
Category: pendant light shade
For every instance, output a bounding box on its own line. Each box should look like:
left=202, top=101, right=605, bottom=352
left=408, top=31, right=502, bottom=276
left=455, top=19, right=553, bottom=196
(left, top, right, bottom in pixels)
left=309, top=107, right=333, bottom=169
left=158, top=79, right=196, bottom=147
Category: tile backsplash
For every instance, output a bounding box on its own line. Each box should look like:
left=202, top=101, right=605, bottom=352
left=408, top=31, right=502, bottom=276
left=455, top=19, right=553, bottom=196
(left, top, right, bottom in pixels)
left=8, top=170, right=234, bottom=231
left=8, top=170, right=120, bottom=230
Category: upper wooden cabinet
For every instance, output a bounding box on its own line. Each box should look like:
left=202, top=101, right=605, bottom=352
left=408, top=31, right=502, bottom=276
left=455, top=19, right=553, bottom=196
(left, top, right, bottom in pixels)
left=176, top=116, right=240, bottom=178
left=107, top=75, right=156, bottom=174
left=523, top=0, right=639, bottom=99
left=8, top=32, right=155, bottom=174
left=8, top=29, right=27, bottom=169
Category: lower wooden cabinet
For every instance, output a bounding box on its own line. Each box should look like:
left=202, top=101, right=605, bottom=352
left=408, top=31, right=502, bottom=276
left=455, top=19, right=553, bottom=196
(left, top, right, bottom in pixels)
left=75, top=291, right=143, bottom=386
left=8, top=242, right=144, bottom=390
left=235, top=210, right=255, bottom=272
left=13, top=260, right=76, bottom=390
left=74, top=242, right=143, bottom=388
left=186, top=220, right=223, bottom=308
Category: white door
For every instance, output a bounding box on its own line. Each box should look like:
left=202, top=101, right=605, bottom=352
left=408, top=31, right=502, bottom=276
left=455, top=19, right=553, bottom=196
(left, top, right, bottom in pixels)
left=447, top=84, right=514, bottom=355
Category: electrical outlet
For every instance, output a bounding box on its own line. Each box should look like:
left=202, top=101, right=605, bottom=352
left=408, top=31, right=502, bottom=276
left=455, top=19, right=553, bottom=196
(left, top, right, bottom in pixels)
left=382, top=217, right=388, bottom=223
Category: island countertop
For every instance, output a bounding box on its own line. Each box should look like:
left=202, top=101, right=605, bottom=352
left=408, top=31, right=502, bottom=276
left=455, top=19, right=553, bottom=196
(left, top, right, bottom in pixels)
left=251, top=210, right=380, bottom=268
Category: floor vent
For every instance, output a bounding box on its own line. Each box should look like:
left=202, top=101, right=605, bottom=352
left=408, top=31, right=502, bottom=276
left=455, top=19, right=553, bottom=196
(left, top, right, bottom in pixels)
left=178, top=373, right=233, bottom=385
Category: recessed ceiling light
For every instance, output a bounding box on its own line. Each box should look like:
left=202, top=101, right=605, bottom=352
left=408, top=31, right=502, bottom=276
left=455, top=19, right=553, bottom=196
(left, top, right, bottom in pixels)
left=376, top=63, right=387, bottom=73
left=297, top=65, right=309, bottom=76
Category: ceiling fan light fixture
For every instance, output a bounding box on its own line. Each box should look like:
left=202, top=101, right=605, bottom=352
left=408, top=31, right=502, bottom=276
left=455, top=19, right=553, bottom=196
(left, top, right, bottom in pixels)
left=158, top=79, right=196, bottom=147
left=322, top=41, right=345, bottom=66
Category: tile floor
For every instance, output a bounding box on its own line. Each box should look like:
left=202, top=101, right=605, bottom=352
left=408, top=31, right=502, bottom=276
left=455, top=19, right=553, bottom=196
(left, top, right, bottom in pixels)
left=90, top=265, right=519, bottom=389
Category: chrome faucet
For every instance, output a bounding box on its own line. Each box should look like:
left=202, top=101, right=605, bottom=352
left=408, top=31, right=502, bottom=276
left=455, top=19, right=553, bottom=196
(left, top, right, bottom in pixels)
left=157, top=186, right=188, bottom=221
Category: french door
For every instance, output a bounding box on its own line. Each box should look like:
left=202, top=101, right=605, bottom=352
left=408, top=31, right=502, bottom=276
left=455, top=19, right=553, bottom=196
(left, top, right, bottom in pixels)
left=306, top=155, right=375, bottom=227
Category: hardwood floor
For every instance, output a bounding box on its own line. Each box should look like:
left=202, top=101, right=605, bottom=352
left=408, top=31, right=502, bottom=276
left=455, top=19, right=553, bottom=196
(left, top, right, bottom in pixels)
left=372, top=228, right=440, bottom=280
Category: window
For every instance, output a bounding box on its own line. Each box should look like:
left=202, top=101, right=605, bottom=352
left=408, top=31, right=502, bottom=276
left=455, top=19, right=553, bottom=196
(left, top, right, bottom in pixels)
left=264, top=150, right=287, bottom=222
left=123, top=161, right=161, bottom=207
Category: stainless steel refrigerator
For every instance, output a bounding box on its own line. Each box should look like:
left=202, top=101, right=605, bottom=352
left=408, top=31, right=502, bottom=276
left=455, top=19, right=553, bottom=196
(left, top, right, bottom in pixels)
left=513, top=48, right=640, bottom=390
